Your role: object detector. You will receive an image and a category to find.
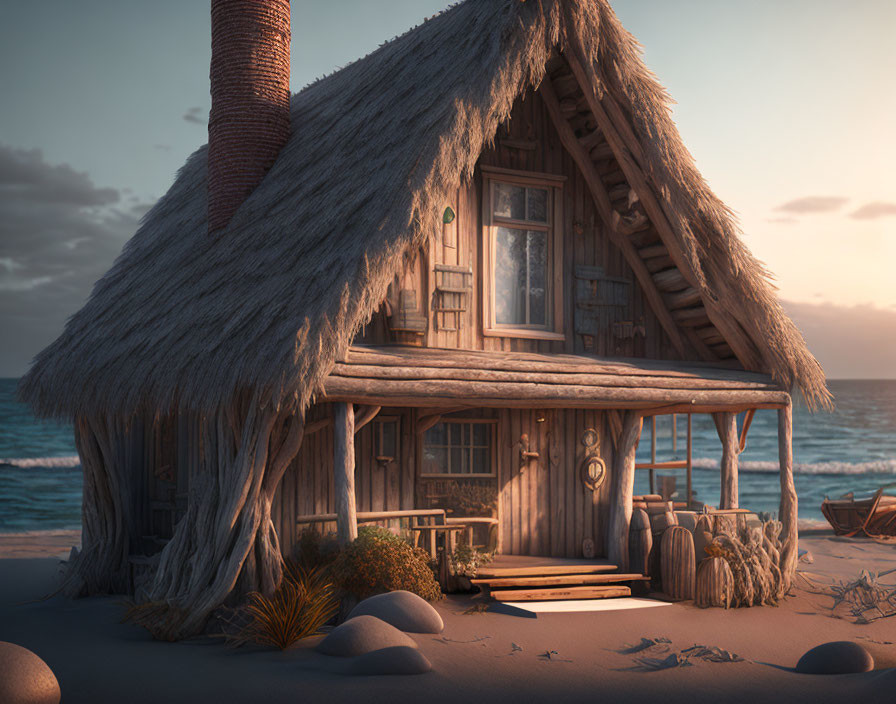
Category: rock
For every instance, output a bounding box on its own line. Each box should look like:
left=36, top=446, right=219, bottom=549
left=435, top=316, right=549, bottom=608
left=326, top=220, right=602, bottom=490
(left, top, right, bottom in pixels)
left=0, top=642, right=61, bottom=704
left=347, top=646, right=432, bottom=676
left=316, top=615, right=417, bottom=657
left=795, top=641, right=874, bottom=674
left=347, top=590, right=444, bottom=634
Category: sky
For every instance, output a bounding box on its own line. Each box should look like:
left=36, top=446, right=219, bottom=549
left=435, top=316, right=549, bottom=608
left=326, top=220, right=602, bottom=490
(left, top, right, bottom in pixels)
left=0, top=0, right=894, bottom=378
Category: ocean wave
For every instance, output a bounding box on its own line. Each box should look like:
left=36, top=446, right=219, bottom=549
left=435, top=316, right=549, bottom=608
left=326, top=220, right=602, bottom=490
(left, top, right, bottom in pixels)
left=0, top=456, right=81, bottom=469
left=691, top=457, right=896, bottom=475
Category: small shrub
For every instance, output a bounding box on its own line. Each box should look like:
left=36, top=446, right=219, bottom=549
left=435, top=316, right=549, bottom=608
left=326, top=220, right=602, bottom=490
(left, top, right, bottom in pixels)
left=294, top=528, right=341, bottom=571
left=449, top=542, right=494, bottom=578
left=331, top=526, right=442, bottom=602
left=231, top=564, right=339, bottom=650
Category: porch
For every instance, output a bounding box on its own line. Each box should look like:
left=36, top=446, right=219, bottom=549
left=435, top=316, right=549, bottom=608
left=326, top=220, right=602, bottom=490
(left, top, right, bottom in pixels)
left=276, top=344, right=797, bottom=586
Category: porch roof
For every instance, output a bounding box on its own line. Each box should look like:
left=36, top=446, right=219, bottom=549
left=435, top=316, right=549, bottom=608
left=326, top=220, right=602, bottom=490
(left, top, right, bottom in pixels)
left=321, top=345, right=790, bottom=414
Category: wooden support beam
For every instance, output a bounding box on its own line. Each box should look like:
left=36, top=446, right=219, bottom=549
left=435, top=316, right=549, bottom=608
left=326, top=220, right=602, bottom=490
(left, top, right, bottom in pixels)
left=333, top=402, right=358, bottom=545
left=353, top=404, right=381, bottom=433
left=778, top=401, right=797, bottom=592
left=332, top=363, right=781, bottom=391
left=607, top=411, right=643, bottom=571
left=304, top=417, right=333, bottom=436
left=713, top=411, right=739, bottom=509
left=561, top=46, right=764, bottom=371
left=324, top=376, right=792, bottom=409
left=539, top=78, right=693, bottom=360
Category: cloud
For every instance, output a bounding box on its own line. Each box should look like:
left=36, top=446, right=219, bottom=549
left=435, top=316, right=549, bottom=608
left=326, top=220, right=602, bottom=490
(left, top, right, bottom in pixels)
left=849, top=202, right=896, bottom=220
left=773, top=196, right=848, bottom=215
left=0, top=144, right=149, bottom=375
left=0, top=145, right=118, bottom=206
left=766, top=217, right=798, bottom=225
left=782, top=299, right=896, bottom=380
left=182, top=106, right=207, bottom=125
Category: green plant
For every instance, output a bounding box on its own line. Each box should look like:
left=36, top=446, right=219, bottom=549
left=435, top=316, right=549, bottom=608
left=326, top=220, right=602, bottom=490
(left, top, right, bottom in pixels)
left=331, top=526, right=442, bottom=602
left=449, top=542, right=494, bottom=578
left=230, top=564, right=339, bottom=650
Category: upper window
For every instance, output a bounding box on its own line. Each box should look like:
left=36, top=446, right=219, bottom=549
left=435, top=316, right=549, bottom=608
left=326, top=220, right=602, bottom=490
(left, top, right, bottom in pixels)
left=482, top=166, right=564, bottom=340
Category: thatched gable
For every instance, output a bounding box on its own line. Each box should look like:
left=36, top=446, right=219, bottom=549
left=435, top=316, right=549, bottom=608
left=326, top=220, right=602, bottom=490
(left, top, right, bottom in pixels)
left=19, top=0, right=830, bottom=419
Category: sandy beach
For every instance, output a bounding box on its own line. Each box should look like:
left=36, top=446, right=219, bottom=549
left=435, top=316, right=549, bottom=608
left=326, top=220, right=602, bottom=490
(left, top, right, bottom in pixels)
left=0, top=529, right=894, bottom=703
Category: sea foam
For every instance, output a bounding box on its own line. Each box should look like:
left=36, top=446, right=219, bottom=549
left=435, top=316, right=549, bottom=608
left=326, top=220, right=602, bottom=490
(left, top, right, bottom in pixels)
left=0, top=456, right=81, bottom=469
left=691, top=457, right=896, bottom=476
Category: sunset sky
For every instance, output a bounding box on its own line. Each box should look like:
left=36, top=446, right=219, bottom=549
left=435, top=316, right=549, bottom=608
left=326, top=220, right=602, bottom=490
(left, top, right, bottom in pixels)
left=1, top=0, right=894, bottom=378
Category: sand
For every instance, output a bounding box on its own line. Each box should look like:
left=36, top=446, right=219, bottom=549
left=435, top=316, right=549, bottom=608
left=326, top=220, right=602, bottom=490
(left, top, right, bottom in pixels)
left=1, top=530, right=894, bottom=704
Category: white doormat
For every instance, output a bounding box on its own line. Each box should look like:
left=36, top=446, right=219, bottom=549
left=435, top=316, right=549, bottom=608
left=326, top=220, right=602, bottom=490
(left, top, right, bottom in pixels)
left=503, top=598, right=674, bottom=614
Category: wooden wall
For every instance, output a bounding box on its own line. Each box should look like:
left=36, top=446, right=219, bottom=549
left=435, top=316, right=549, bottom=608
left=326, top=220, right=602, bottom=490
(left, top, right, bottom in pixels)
left=271, top=404, right=619, bottom=560
left=358, top=88, right=678, bottom=361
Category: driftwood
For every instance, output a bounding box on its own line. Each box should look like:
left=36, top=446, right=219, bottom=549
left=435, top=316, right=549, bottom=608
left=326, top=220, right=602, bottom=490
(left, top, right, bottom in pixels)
left=713, top=412, right=739, bottom=509
left=123, top=401, right=305, bottom=640
left=607, top=412, right=643, bottom=571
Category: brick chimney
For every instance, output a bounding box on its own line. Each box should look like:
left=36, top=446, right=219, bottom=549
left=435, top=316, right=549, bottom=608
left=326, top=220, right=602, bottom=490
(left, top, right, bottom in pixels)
left=208, top=0, right=291, bottom=234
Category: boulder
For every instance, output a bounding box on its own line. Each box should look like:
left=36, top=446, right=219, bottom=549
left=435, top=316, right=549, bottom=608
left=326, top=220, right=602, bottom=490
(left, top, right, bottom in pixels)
left=0, top=642, right=61, bottom=704
left=347, top=646, right=432, bottom=676
left=316, top=615, right=417, bottom=657
left=347, top=590, right=443, bottom=634
left=795, top=641, right=874, bottom=675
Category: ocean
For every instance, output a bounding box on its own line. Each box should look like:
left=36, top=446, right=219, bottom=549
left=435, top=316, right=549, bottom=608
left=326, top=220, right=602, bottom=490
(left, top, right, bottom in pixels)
left=1, top=378, right=895, bottom=532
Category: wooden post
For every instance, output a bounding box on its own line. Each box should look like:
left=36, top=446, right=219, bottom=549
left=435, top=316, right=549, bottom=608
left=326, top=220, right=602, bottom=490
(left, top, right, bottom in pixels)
left=778, top=401, right=797, bottom=592
left=334, top=402, right=358, bottom=545
left=713, top=412, right=739, bottom=509
left=608, top=411, right=643, bottom=572
left=686, top=414, right=693, bottom=508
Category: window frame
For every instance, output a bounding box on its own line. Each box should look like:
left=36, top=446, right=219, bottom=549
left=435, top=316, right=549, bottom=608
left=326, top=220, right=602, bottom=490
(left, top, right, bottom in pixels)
left=373, top=415, right=400, bottom=463
left=419, top=418, right=498, bottom=479
left=481, top=165, right=565, bottom=341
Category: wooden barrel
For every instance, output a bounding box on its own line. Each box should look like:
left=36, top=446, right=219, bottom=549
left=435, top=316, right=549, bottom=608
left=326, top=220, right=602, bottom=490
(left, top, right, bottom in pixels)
left=695, top=556, right=733, bottom=608
left=628, top=509, right=652, bottom=576
left=675, top=511, right=698, bottom=532
left=650, top=510, right=678, bottom=536
left=695, top=514, right=712, bottom=535
left=693, top=530, right=713, bottom=564
left=660, top=526, right=696, bottom=601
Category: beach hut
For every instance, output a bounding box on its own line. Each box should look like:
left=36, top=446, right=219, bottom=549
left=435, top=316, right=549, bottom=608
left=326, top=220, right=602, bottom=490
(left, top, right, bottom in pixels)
left=19, top=0, right=830, bottom=638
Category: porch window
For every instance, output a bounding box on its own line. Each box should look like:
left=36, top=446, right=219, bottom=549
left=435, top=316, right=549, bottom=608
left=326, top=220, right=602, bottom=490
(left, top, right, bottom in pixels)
left=482, top=166, right=565, bottom=340
left=374, top=416, right=399, bottom=463
left=421, top=420, right=495, bottom=477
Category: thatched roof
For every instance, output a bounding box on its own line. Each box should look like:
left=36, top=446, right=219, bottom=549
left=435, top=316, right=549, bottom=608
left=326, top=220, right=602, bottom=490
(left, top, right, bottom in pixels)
left=19, top=0, right=830, bottom=419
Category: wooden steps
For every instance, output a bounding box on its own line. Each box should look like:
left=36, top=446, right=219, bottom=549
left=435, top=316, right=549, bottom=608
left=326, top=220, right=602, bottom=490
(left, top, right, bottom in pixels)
left=475, top=563, right=618, bottom=579
left=472, top=572, right=648, bottom=588
left=473, top=559, right=646, bottom=602
left=491, top=585, right=632, bottom=602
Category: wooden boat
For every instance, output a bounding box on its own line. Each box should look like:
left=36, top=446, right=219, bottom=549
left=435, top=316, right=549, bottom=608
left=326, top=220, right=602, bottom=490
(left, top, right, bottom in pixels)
left=821, top=486, right=896, bottom=538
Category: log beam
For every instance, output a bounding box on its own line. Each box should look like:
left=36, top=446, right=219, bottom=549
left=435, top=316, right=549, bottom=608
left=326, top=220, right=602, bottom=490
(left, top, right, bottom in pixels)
left=539, top=77, right=694, bottom=361
left=324, top=375, right=791, bottom=409
left=560, top=44, right=764, bottom=371
left=334, top=402, right=358, bottom=545
left=713, top=411, right=739, bottom=509
left=607, top=411, right=643, bottom=571
left=778, top=400, right=797, bottom=592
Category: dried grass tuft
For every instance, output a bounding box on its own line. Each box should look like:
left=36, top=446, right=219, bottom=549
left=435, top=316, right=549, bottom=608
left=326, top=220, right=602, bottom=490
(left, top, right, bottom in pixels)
left=229, top=564, right=339, bottom=650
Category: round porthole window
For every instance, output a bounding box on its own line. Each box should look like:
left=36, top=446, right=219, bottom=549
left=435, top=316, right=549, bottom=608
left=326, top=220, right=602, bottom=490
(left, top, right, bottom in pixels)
left=581, top=455, right=606, bottom=491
